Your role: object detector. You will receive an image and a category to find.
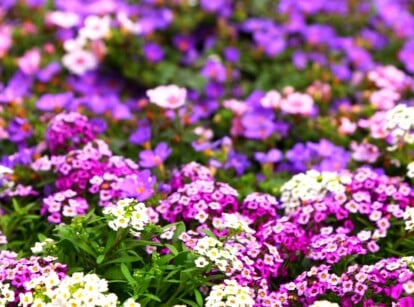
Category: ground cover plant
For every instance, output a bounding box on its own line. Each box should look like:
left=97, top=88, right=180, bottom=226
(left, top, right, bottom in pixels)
left=1, top=0, right=414, bottom=306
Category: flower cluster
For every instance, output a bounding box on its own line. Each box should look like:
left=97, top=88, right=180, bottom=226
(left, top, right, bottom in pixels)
left=22, top=271, right=118, bottom=307
left=0, top=250, right=67, bottom=305
left=183, top=234, right=243, bottom=276
left=32, top=139, right=153, bottom=207
left=45, top=112, right=98, bottom=154
left=170, top=162, right=213, bottom=191
left=62, top=15, right=110, bottom=75
left=385, top=104, right=414, bottom=150
left=240, top=192, right=279, bottom=225
left=157, top=180, right=239, bottom=230
left=103, top=198, right=153, bottom=237
left=283, top=139, right=350, bottom=173
left=41, top=189, right=89, bottom=224
left=274, top=257, right=414, bottom=306
left=205, top=279, right=255, bottom=307
left=280, top=170, right=347, bottom=212
left=404, top=207, right=414, bottom=232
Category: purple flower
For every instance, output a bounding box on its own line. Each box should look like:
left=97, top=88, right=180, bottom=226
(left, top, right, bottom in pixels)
left=0, top=71, right=33, bottom=104
left=37, top=62, right=61, bottom=82
left=292, top=51, right=307, bottom=70
left=139, top=142, right=172, bottom=168
left=224, top=47, right=240, bottom=63
left=130, top=120, right=152, bottom=145
left=200, top=0, right=231, bottom=16
left=143, top=43, right=164, bottom=63
left=90, top=118, right=107, bottom=134
left=254, top=149, right=283, bottom=164
left=173, top=35, right=195, bottom=53
left=224, top=150, right=251, bottom=175
left=399, top=39, right=414, bottom=73
left=120, top=170, right=156, bottom=201
left=201, top=59, right=227, bottom=83
left=204, top=82, right=224, bottom=99
left=36, top=92, right=73, bottom=111
left=7, top=117, right=32, bottom=143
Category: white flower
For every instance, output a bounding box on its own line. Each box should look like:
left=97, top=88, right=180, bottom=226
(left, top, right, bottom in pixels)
left=30, top=238, right=55, bottom=254
left=104, top=199, right=151, bottom=236
left=205, top=280, right=254, bottom=307
left=147, top=85, right=187, bottom=109
left=117, top=12, right=142, bottom=34
left=195, top=256, right=209, bottom=268
left=80, top=15, right=111, bottom=41
left=19, top=292, right=33, bottom=306
left=404, top=207, right=414, bottom=232
left=62, top=49, right=98, bottom=75
left=219, top=213, right=255, bottom=234
left=385, top=104, right=414, bottom=149
left=309, top=300, right=340, bottom=307
left=280, top=170, right=344, bottom=212
left=407, top=162, right=414, bottom=178
left=47, top=11, right=80, bottom=28
left=63, top=37, right=87, bottom=52
left=123, top=298, right=141, bottom=307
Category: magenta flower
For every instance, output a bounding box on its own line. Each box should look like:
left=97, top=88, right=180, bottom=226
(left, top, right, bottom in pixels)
left=146, top=84, right=187, bottom=109
left=139, top=142, right=172, bottom=168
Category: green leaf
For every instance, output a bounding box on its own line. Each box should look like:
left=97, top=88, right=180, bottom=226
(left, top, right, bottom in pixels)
left=97, top=255, right=105, bottom=264
left=105, top=255, right=143, bottom=265
left=142, top=293, right=162, bottom=303
left=179, top=298, right=200, bottom=307
left=194, top=289, right=203, bottom=306
left=37, top=233, right=47, bottom=242
left=165, top=244, right=179, bottom=256
left=103, top=231, right=117, bottom=254
left=120, top=263, right=137, bottom=287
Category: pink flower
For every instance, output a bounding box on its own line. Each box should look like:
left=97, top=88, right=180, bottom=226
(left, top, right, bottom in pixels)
left=350, top=141, right=380, bottom=163
left=370, top=88, right=400, bottom=110
left=338, top=117, right=357, bottom=135
left=146, top=84, right=187, bottom=109
left=18, top=48, right=41, bottom=75
left=0, top=26, right=12, bottom=58
left=261, top=90, right=282, bottom=109
left=280, top=92, right=314, bottom=116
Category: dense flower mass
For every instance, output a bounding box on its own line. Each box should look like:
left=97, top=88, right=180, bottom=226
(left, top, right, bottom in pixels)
left=1, top=0, right=414, bottom=306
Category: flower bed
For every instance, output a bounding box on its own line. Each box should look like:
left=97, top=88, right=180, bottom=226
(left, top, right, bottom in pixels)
left=1, top=1, right=414, bottom=306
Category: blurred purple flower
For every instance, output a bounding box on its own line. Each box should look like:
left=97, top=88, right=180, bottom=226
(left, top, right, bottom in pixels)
left=90, top=118, right=107, bottom=134
left=7, top=117, right=32, bottom=143
left=254, top=149, right=283, bottom=164
left=143, top=43, right=164, bottom=63
left=224, top=47, right=240, bottom=63
left=37, top=62, right=61, bottom=82
left=0, top=71, right=33, bottom=104
left=399, top=39, right=414, bottom=73
left=225, top=150, right=251, bottom=175
left=120, top=170, right=156, bottom=201
left=36, top=92, right=73, bottom=111
left=130, top=120, right=151, bottom=145
left=201, top=59, right=227, bottom=83
left=139, top=142, right=172, bottom=168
